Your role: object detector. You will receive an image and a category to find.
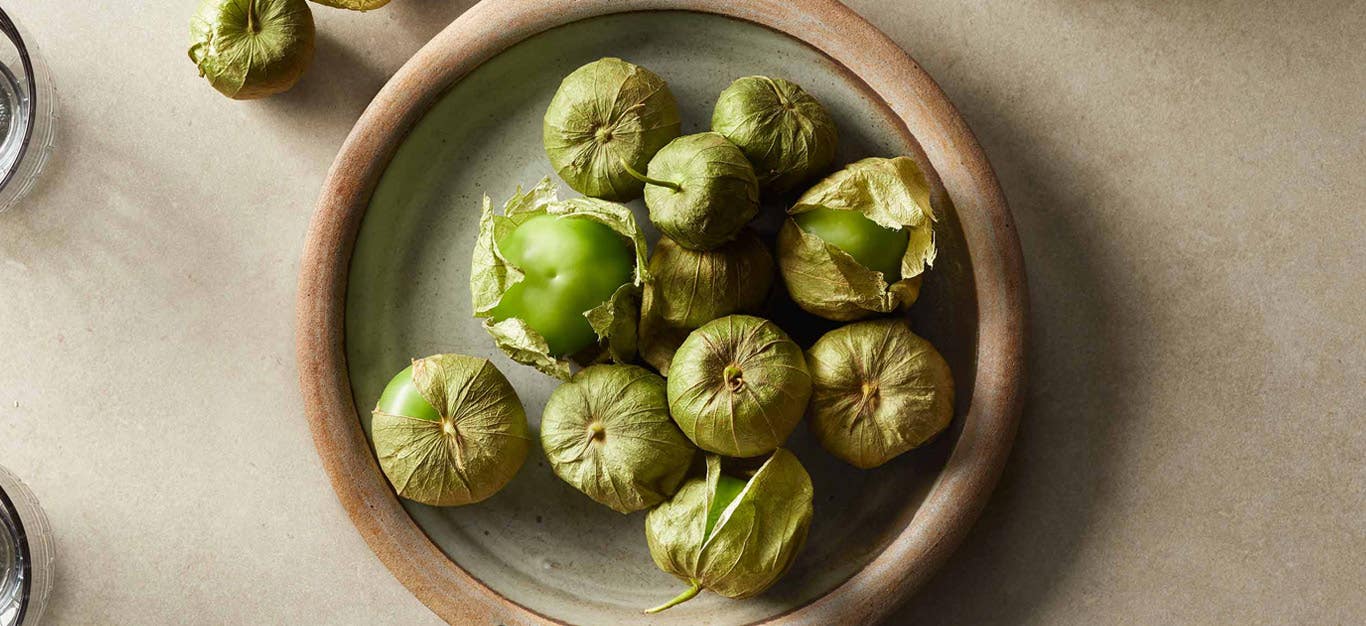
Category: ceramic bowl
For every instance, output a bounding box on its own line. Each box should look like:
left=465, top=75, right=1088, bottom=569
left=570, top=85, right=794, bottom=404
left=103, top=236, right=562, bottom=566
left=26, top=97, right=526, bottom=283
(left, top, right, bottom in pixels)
left=297, top=1, right=1026, bottom=623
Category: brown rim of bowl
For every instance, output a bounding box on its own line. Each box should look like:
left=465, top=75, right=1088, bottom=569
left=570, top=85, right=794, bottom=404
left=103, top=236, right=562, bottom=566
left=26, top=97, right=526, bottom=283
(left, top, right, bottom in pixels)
left=295, top=0, right=1027, bottom=623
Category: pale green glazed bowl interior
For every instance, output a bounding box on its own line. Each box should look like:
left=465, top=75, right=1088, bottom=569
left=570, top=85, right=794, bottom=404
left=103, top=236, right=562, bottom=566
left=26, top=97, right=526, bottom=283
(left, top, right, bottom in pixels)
left=346, top=11, right=976, bottom=625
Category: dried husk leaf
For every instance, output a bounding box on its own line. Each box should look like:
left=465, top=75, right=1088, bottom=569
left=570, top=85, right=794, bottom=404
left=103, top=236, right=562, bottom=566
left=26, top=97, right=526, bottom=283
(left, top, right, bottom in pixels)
left=585, top=283, right=642, bottom=365
left=470, top=178, right=649, bottom=379
left=308, top=0, right=389, bottom=10
left=806, top=319, right=954, bottom=468
left=371, top=354, right=531, bottom=506
left=711, top=76, right=838, bottom=194
left=644, top=450, right=814, bottom=611
left=778, top=156, right=937, bottom=321
left=543, top=58, right=682, bottom=201
left=642, top=133, right=760, bottom=251
left=666, top=315, right=812, bottom=457
left=188, top=0, right=316, bottom=100
left=540, top=365, right=695, bottom=513
left=639, top=231, right=774, bottom=375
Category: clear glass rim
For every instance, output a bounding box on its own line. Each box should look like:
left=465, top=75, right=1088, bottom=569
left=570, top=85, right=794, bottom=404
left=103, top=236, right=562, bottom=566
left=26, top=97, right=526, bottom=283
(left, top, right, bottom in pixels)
left=0, top=7, right=37, bottom=200
left=0, top=484, right=30, bottom=626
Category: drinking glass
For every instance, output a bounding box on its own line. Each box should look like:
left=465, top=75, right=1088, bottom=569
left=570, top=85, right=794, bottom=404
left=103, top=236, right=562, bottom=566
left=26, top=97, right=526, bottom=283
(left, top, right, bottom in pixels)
left=0, top=6, right=55, bottom=214
left=0, top=466, right=52, bottom=626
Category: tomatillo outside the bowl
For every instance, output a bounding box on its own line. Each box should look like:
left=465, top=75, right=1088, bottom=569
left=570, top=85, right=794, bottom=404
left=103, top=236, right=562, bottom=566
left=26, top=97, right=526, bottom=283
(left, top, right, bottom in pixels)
left=188, top=0, right=316, bottom=100
left=489, top=214, right=635, bottom=357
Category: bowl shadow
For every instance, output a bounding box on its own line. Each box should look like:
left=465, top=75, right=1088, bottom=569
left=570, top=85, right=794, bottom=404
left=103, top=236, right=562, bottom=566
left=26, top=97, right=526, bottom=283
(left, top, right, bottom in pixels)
left=888, top=76, right=1137, bottom=625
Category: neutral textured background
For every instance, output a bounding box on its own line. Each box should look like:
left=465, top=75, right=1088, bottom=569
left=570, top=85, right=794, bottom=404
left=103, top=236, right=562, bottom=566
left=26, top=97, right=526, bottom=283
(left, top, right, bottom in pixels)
left=0, top=0, right=1361, bottom=624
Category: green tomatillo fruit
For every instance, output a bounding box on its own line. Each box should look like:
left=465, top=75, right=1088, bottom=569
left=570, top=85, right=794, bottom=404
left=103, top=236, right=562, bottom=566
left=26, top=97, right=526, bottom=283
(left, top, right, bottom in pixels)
left=712, top=76, right=838, bottom=194
left=543, top=58, right=682, bottom=201
left=666, top=315, right=812, bottom=458
left=488, top=214, right=634, bottom=356
left=371, top=355, right=532, bottom=506
left=778, top=156, right=937, bottom=321
left=792, top=207, right=909, bottom=280
left=471, top=178, right=650, bottom=380
left=806, top=319, right=954, bottom=468
left=625, top=132, right=759, bottom=251
left=540, top=364, right=695, bottom=513
left=188, top=0, right=315, bottom=100
left=644, top=450, right=814, bottom=612
left=639, top=230, right=774, bottom=375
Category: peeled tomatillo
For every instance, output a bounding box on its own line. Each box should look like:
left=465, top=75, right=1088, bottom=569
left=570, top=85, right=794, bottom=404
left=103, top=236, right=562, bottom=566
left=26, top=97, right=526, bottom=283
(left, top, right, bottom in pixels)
left=793, top=207, right=909, bottom=281
left=489, top=214, right=635, bottom=357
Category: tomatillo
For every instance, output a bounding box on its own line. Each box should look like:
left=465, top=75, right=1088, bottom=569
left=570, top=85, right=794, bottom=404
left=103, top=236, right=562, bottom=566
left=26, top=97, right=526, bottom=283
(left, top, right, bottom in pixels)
left=188, top=0, right=316, bottom=100
left=793, top=207, right=909, bottom=280
left=472, top=180, right=650, bottom=380
left=488, top=214, right=635, bottom=357
left=370, top=354, right=531, bottom=506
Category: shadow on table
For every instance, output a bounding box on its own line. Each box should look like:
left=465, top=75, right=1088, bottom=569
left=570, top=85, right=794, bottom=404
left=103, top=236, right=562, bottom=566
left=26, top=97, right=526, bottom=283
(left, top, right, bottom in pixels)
left=889, top=58, right=1141, bottom=626
left=257, top=1, right=481, bottom=129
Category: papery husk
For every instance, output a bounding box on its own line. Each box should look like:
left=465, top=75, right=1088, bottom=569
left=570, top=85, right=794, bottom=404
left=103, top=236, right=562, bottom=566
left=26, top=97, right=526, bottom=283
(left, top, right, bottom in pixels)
left=666, top=315, right=811, bottom=457
left=639, top=231, right=774, bottom=375
left=470, top=178, right=650, bottom=380
left=543, top=58, right=682, bottom=201
left=308, top=0, right=390, bottom=10
left=642, top=133, right=759, bottom=251
left=189, top=0, right=316, bottom=100
left=806, top=319, right=954, bottom=468
left=371, top=354, right=531, bottom=506
left=778, top=156, right=937, bottom=321
left=644, top=450, right=814, bottom=612
left=540, top=365, right=695, bottom=513
left=711, top=76, right=838, bottom=194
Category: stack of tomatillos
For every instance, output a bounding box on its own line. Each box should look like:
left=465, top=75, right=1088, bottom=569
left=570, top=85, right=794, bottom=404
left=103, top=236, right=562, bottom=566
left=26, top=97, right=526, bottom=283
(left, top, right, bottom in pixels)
left=369, top=58, right=955, bottom=614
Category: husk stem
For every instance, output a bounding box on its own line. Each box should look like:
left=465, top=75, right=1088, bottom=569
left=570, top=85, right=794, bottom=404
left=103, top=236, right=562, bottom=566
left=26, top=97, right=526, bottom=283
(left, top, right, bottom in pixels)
left=645, top=581, right=702, bottom=614
left=246, top=0, right=258, bottom=33
left=618, top=156, right=682, bottom=192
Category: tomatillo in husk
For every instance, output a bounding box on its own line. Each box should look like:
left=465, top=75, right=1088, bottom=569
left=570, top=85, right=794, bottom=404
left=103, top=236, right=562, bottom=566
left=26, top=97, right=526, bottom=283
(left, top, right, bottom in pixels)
left=540, top=364, right=695, bottom=513
left=806, top=319, right=954, bottom=468
left=712, top=76, right=838, bottom=194
left=543, top=58, right=682, bottom=201
left=666, top=315, right=812, bottom=458
left=778, top=156, right=937, bottom=321
left=471, top=178, right=650, bottom=380
left=188, top=0, right=315, bottom=100
left=644, top=450, right=814, bottom=612
left=626, top=132, right=759, bottom=251
left=639, top=230, right=774, bottom=375
left=371, top=355, right=532, bottom=506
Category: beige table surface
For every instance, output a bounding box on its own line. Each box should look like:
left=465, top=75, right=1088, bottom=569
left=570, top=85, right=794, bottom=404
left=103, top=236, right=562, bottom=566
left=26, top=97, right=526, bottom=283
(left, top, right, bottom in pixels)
left=0, top=0, right=1361, bottom=624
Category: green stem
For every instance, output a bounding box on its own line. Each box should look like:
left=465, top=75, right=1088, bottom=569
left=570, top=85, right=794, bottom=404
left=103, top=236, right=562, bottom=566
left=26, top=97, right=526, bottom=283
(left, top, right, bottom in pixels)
left=644, top=582, right=702, bottom=614
left=246, top=0, right=258, bottom=33
left=617, top=156, right=681, bottom=192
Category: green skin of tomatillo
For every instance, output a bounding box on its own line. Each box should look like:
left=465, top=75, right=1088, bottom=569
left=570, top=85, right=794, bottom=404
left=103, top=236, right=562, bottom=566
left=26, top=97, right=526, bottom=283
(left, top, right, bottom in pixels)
left=705, top=475, right=746, bottom=537
left=652, top=474, right=749, bottom=612
left=376, top=364, right=440, bottom=422
left=489, top=214, right=635, bottom=357
left=793, top=207, right=910, bottom=280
